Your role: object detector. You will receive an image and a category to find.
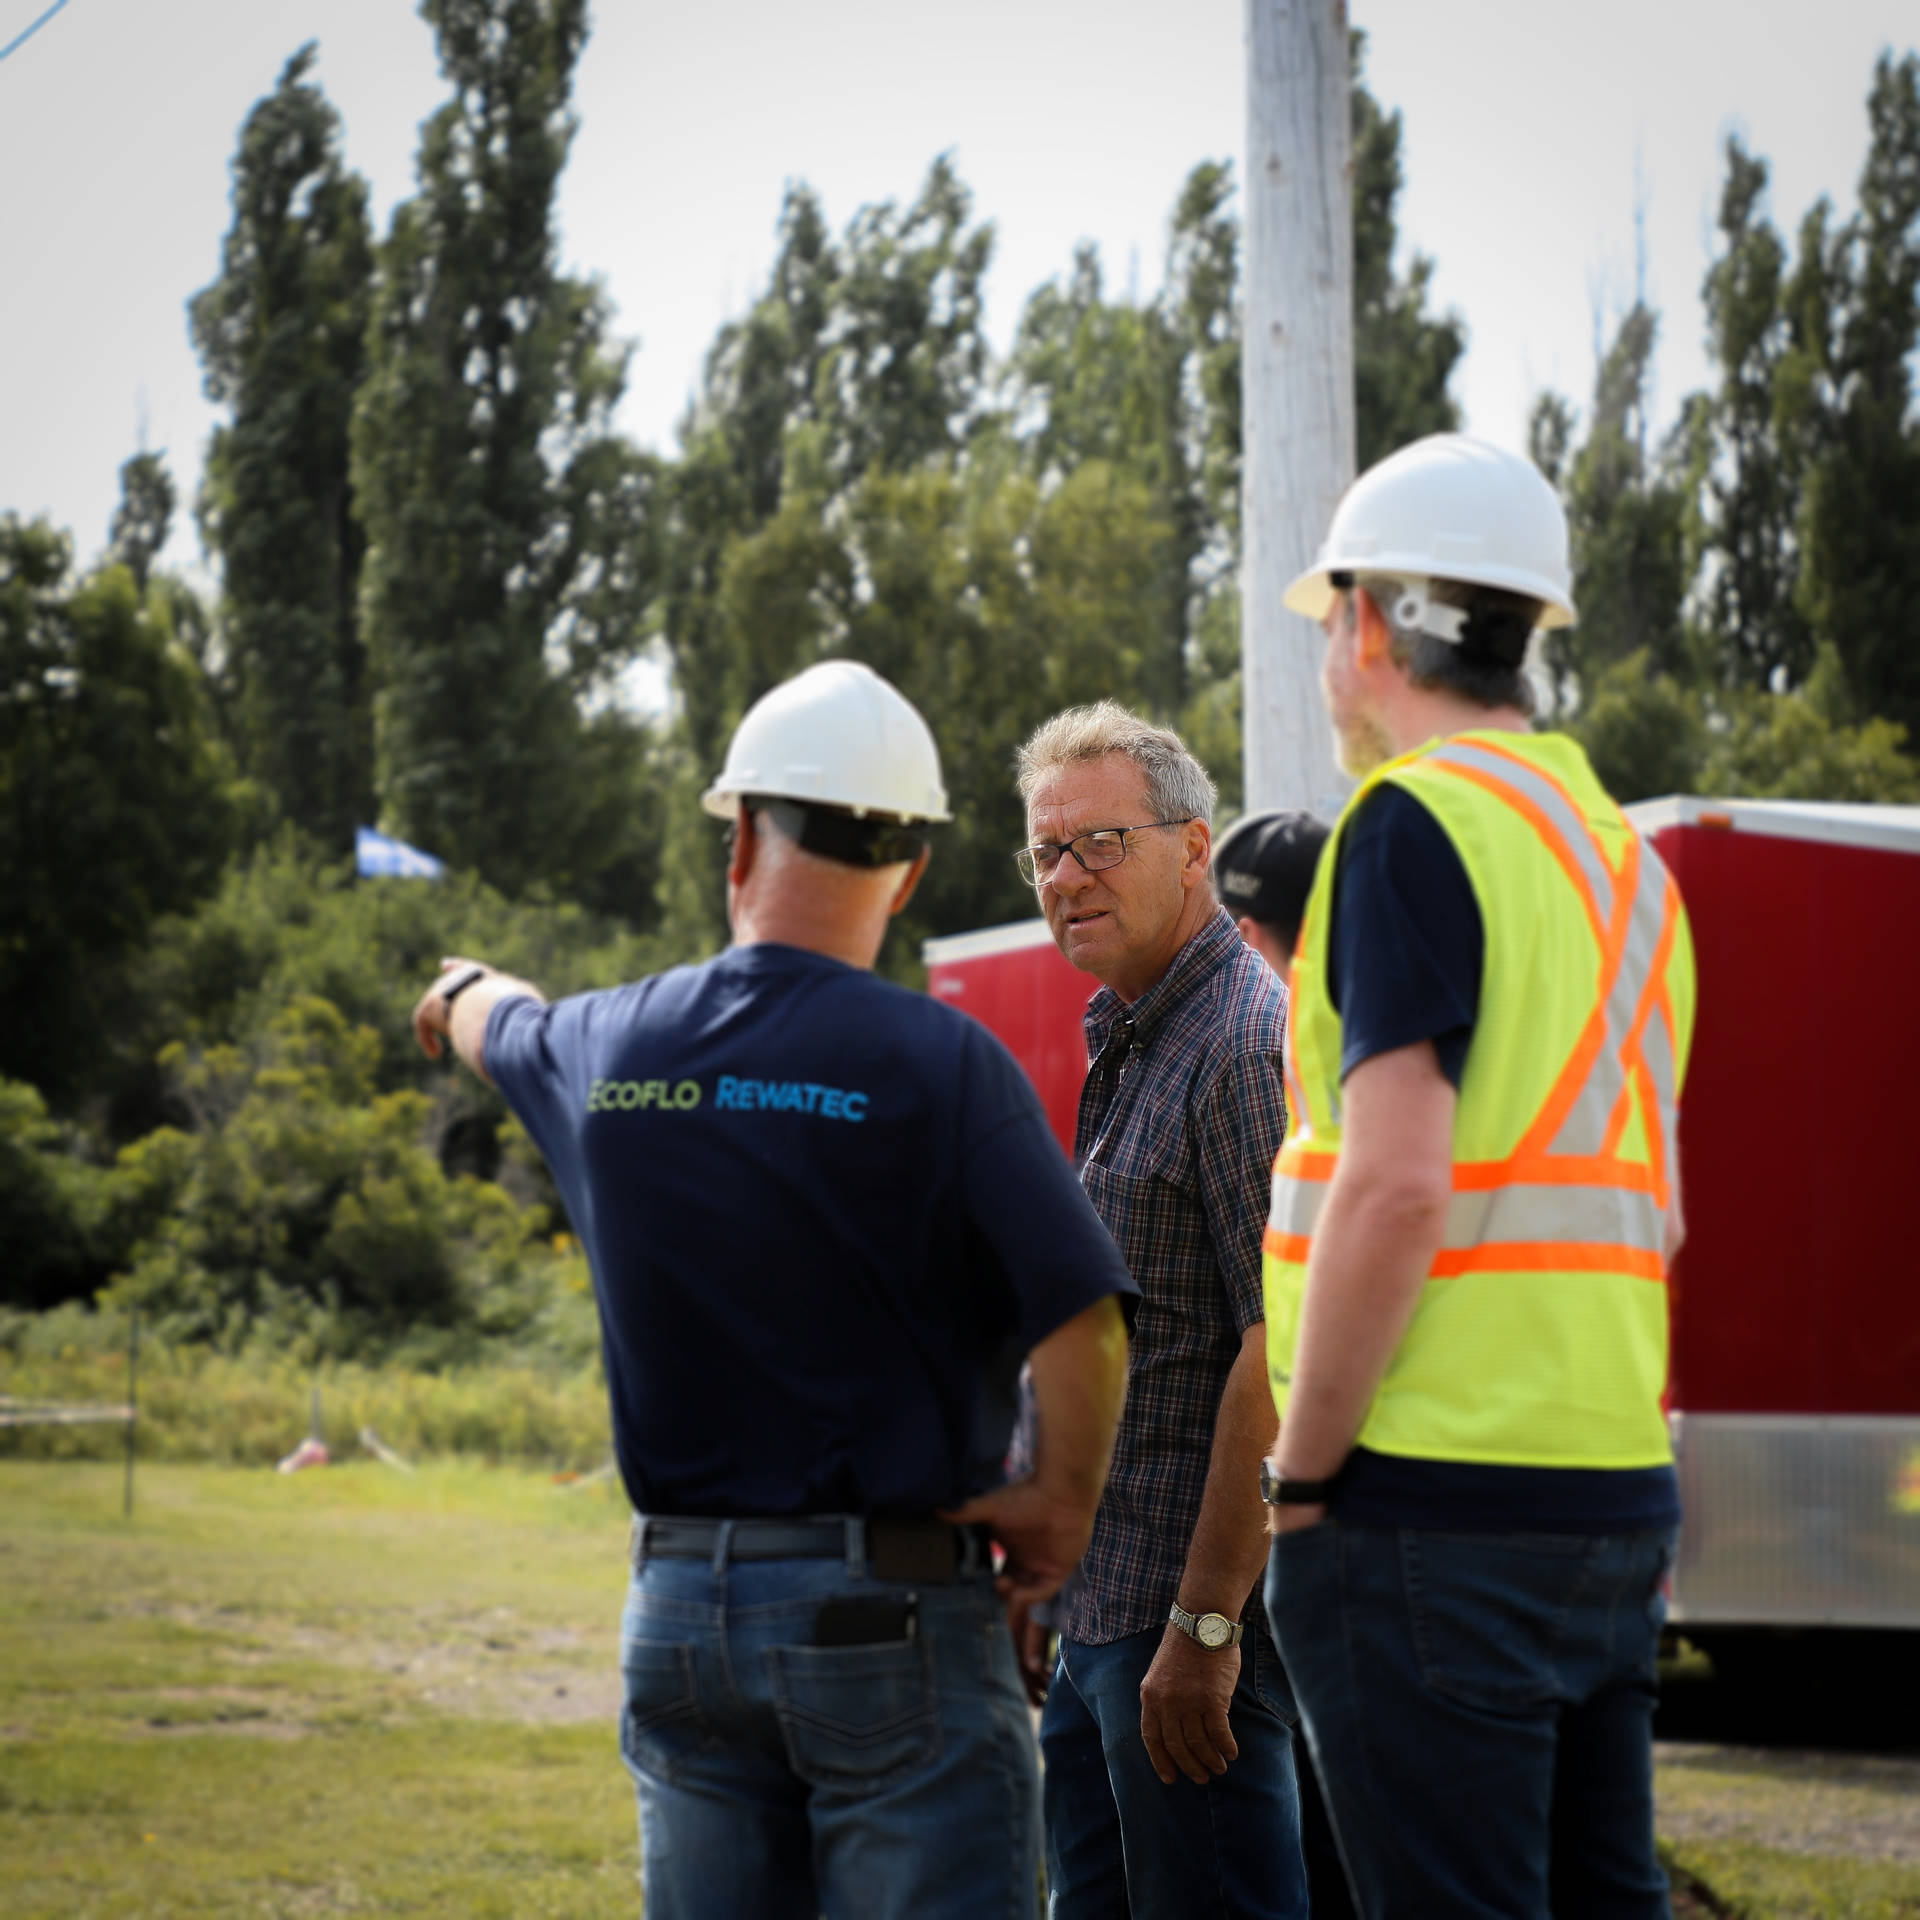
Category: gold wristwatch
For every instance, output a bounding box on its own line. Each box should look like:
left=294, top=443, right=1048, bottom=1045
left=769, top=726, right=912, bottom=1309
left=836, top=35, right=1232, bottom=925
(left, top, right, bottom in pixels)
left=1167, top=1601, right=1243, bottom=1650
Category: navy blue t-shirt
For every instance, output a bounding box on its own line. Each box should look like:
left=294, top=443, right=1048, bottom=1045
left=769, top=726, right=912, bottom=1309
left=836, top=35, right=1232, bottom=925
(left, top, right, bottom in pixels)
left=485, top=942, right=1137, bottom=1520
left=1325, top=784, right=1680, bottom=1534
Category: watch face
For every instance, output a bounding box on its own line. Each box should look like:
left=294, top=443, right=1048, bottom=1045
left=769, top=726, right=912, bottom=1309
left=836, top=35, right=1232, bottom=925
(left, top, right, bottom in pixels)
left=1258, top=1459, right=1280, bottom=1504
left=1197, top=1614, right=1234, bottom=1649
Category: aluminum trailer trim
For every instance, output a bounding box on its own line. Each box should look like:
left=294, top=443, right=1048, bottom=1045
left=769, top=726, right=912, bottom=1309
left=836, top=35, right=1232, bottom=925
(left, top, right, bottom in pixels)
left=1669, top=1413, right=1920, bottom=1631
left=1628, top=794, right=1920, bottom=856
left=922, top=917, right=1057, bottom=967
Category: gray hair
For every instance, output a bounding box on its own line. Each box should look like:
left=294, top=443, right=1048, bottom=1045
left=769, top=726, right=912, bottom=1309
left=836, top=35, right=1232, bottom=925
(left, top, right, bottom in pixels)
left=1016, top=701, right=1218, bottom=826
left=1356, top=572, right=1541, bottom=718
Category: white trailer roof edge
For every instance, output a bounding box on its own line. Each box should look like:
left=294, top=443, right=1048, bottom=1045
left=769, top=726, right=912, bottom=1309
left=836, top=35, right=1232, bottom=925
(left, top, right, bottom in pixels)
left=922, top=917, right=1057, bottom=966
left=1627, top=794, right=1920, bottom=856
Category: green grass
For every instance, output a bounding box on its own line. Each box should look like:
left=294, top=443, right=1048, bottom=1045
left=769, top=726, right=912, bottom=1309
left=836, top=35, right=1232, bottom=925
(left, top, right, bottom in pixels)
left=1657, top=1742, right=1920, bottom=1919
left=1663, top=1840, right=1920, bottom=1919
left=6, top=1460, right=1916, bottom=1917
left=0, top=1336, right=611, bottom=1469
left=0, top=1460, right=638, bottom=1917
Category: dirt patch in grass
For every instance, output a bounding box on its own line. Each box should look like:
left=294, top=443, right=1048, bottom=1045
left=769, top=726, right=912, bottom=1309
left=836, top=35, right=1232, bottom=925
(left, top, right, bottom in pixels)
left=1657, top=1744, right=1920, bottom=1868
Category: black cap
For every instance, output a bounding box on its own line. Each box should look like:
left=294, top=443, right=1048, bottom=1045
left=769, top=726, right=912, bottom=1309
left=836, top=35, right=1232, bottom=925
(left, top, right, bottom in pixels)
left=1213, top=810, right=1331, bottom=944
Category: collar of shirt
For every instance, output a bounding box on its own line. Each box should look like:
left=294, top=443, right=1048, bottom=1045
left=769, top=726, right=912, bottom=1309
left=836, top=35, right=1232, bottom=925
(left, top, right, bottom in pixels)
left=1082, top=905, right=1242, bottom=1069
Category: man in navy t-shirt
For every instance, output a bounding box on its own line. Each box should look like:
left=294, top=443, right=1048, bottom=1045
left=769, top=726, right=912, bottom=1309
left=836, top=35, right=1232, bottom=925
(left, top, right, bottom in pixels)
left=411, top=662, right=1134, bottom=1920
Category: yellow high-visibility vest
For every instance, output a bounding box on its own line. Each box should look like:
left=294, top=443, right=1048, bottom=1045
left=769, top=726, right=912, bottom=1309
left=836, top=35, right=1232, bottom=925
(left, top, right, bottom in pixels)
left=1263, top=729, right=1697, bottom=1468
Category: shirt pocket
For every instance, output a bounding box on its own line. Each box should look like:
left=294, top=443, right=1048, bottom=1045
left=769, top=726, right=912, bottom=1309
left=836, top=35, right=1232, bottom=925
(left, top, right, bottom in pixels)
left=1080, top=1155, right=1197, bottom=1296
left=762, top=1637, right=942, bottom=1792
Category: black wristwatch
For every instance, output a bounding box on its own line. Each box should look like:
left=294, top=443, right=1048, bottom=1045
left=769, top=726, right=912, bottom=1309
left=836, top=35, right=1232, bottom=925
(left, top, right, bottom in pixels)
left=438, top=963, right=489, bottom=1006
left=1259, top=1459, right=1339, bottom=1506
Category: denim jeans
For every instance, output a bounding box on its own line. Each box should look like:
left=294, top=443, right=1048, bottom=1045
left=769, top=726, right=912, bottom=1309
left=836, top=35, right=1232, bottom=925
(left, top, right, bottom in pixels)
left=1264, top=1523, right=1680, bottom=1920
left=1039, top=1619, right=1310, bottom=1919
left=619, top=1547, right=1041, bottom=1920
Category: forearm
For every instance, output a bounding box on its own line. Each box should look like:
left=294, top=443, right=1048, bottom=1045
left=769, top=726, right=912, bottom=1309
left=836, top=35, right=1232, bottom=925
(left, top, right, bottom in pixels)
left=1176, top=1323, right=1278, bottom=1617
left=1277, top=1173, right=1443, bottom=1480
left=412, top=957, right=545, bottom=1083
left=1273, top=1040, right=1456, bottom=1488
left=447, top=972, right=544, bottom=1081
left=1024, top=1295, right=1129, bottom=1520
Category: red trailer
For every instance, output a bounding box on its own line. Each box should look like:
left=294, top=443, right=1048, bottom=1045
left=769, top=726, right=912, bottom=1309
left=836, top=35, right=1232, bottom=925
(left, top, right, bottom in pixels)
left=926, top=797, right=1920, bottom=1651
left=1628, top=795, right=1920, bottom=1654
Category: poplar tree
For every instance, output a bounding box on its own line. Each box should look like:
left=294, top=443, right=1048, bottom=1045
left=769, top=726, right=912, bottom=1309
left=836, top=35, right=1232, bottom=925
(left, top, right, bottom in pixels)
left=191, top=46, right=374, bottom=854
left=1790, top=52, right=1920, bottom=740
left=352, top=0, right=654, bottom=898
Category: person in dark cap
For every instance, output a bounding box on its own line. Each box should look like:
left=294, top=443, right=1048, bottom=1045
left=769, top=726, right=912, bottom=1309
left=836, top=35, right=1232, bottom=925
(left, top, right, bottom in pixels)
left=1213, top=810, right=1331, bottom=977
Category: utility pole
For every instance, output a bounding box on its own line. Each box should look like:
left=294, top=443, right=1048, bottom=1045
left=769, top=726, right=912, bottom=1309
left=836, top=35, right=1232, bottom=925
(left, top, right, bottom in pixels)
left=1241, top=0, right=1355, bottom=816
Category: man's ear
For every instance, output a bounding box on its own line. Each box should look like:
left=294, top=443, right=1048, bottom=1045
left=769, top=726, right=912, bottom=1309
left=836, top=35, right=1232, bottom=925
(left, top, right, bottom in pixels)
left=888, top=846, right=932, bottom=917
left=1352, top=586, right=1396, bottom=671
left=728, top=804, right=755, bottom=889
left=1179, top=818, right=1212, bottom=891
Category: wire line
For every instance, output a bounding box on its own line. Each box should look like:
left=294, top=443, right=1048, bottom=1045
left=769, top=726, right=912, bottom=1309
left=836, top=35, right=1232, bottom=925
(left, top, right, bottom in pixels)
left=0, top=0, right=70, bottom=65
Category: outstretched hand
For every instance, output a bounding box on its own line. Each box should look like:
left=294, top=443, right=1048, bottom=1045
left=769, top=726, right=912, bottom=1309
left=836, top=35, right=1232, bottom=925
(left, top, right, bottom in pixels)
left=410, top=957, right=485, bottom=1061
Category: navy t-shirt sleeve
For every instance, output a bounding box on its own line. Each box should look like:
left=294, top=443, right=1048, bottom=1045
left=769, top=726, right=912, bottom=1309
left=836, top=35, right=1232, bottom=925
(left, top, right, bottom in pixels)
left=956, top=1025, right=1139, bottom=1349
left=1328, top=783, right=1484, bottom=1088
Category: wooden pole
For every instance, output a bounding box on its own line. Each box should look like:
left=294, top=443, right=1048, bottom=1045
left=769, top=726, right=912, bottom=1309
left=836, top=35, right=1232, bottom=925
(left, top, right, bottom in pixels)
left=1241, top=0, right=1355, bottom=817
left=123, top=1306, right=139, bottom=1521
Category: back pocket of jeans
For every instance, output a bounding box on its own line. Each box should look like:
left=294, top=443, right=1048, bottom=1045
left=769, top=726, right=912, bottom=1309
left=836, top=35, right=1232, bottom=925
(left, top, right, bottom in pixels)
left=619, top=1640, right=711, bottom=1784
left=1400, top=1532, right=1599, bottom=1712
left=764, top=1638, right=940, bottom=1791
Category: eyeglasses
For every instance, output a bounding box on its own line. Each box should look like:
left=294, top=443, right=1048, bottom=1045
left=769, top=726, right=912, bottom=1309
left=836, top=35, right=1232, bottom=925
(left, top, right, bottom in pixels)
left=1014, top=820, right=1192, bottom=887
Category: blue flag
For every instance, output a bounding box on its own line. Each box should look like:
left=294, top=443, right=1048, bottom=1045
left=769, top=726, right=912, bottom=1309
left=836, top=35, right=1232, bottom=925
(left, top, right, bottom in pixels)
left=355, top=827, right=446, bottom=880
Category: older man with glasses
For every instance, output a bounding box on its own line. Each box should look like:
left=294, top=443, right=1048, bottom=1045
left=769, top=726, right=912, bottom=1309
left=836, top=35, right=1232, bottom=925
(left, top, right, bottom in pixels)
left=1009, top=702, right=1308, bottom=1920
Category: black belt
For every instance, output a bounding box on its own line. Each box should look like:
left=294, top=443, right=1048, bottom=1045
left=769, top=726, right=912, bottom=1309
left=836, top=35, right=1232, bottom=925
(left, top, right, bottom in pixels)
left=633, top=1514, right=993, bottom=1584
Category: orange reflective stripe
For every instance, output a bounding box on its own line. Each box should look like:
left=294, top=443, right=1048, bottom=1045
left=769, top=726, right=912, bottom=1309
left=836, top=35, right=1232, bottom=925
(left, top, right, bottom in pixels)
left=1454, top=1155, right=1661, bottom=1194
left=1264, top=1226, right=1311, bottom=1262
left=1600, top=872, right=1680, bottom=1197
left=1275, top=1146, right=1337, bottom=1181
left=1428, top=1242, right=1666, bottom=1280
left=1511, top=829, right=1639, bottom=1163
left=1434, top=758, right=1607, bottom=948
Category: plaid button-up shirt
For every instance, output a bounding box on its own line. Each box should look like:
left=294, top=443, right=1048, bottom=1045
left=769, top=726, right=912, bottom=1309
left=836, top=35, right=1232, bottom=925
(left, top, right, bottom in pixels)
left=1049, top=906, right=1289, bottom=1644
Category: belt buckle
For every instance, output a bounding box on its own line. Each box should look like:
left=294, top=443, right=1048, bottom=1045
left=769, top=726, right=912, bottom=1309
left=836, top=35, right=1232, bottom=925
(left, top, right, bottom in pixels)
left=870, top=1522, right=957, bottom=1585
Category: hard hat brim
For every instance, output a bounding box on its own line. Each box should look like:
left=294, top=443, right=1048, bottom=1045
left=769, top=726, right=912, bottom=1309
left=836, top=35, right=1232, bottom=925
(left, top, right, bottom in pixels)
left=1283, top=559, right=1576, bottom=631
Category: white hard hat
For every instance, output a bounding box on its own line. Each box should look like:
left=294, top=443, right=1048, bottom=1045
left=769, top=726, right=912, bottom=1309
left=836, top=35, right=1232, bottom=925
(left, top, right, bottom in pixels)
left=701, top=660, right=952, bottom=824
left=1284, top=433, right=1576, bottom=633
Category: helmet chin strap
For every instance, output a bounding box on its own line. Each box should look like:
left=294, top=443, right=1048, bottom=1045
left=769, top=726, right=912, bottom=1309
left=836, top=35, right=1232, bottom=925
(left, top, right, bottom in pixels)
left=1389, top=578, right=1468, bottom=645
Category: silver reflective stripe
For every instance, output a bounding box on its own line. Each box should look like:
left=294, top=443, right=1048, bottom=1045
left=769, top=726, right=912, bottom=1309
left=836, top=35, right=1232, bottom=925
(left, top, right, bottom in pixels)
left=1269, top=1176, right=1666, bottom=1257
left=1425, top=743, right=1683, bottom=1159
left=1426, top=741, right=1617, bottom=926
left=1273, top=1170, right=1324, bottom=1239
left=1545, top=844, right=1676, bottom=1158
left=1448, top=1182, right=1665, bottom=1254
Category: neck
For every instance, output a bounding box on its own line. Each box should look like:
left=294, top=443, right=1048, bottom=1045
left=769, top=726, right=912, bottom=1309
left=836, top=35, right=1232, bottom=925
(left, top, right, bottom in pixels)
left=1385, top=685, right=1531, bottom=759
left=731, top=883, right=894, bottom=972
left=1103, top=888, right=1217, bottom=1005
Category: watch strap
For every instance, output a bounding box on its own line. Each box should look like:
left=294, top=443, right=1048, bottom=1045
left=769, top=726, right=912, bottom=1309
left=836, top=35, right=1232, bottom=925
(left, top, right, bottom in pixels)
left=438, top=963, right=490, bottom=1006
left=1260, top=1459, right=1341, bottom=1505
left=1167, top=1602, right=1243, bottom=1649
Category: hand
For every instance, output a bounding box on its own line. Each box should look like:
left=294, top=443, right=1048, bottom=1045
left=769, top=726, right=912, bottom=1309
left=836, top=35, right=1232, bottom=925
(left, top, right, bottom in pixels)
left=1268, top=1500, right=1328, bottom=1535
left=1008, top=1607, right=1053, bottom=1709
left=1139, top=1624, right=1240, bottom=1785
left=410, top=956, right=484, bottom=1061
left=941, top=1478, right=1095, bottom=1617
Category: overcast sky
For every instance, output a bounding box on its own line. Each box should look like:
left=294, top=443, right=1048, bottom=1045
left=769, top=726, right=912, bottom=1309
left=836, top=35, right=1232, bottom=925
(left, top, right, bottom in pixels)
left=1, top=0, right=1912, bottom=580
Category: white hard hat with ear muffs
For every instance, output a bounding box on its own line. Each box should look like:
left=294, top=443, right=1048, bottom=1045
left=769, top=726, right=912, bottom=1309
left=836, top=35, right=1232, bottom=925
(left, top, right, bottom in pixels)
left=1285, top=432, right=1577, bottom=641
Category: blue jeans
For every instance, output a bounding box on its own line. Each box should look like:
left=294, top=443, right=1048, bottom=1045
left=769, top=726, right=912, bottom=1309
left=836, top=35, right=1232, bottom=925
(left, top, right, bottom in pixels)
left=619, top=1548, right=1041, bottom=1919
left=1264, top=1524, right=1679, bottom=1920
left=1039, top=1620, right=1310, bottom=1919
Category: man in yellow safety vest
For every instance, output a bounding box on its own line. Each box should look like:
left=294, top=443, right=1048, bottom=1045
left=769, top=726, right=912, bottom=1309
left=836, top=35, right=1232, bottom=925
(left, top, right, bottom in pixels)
left=1258, top=434, right=1696, bottom=1920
